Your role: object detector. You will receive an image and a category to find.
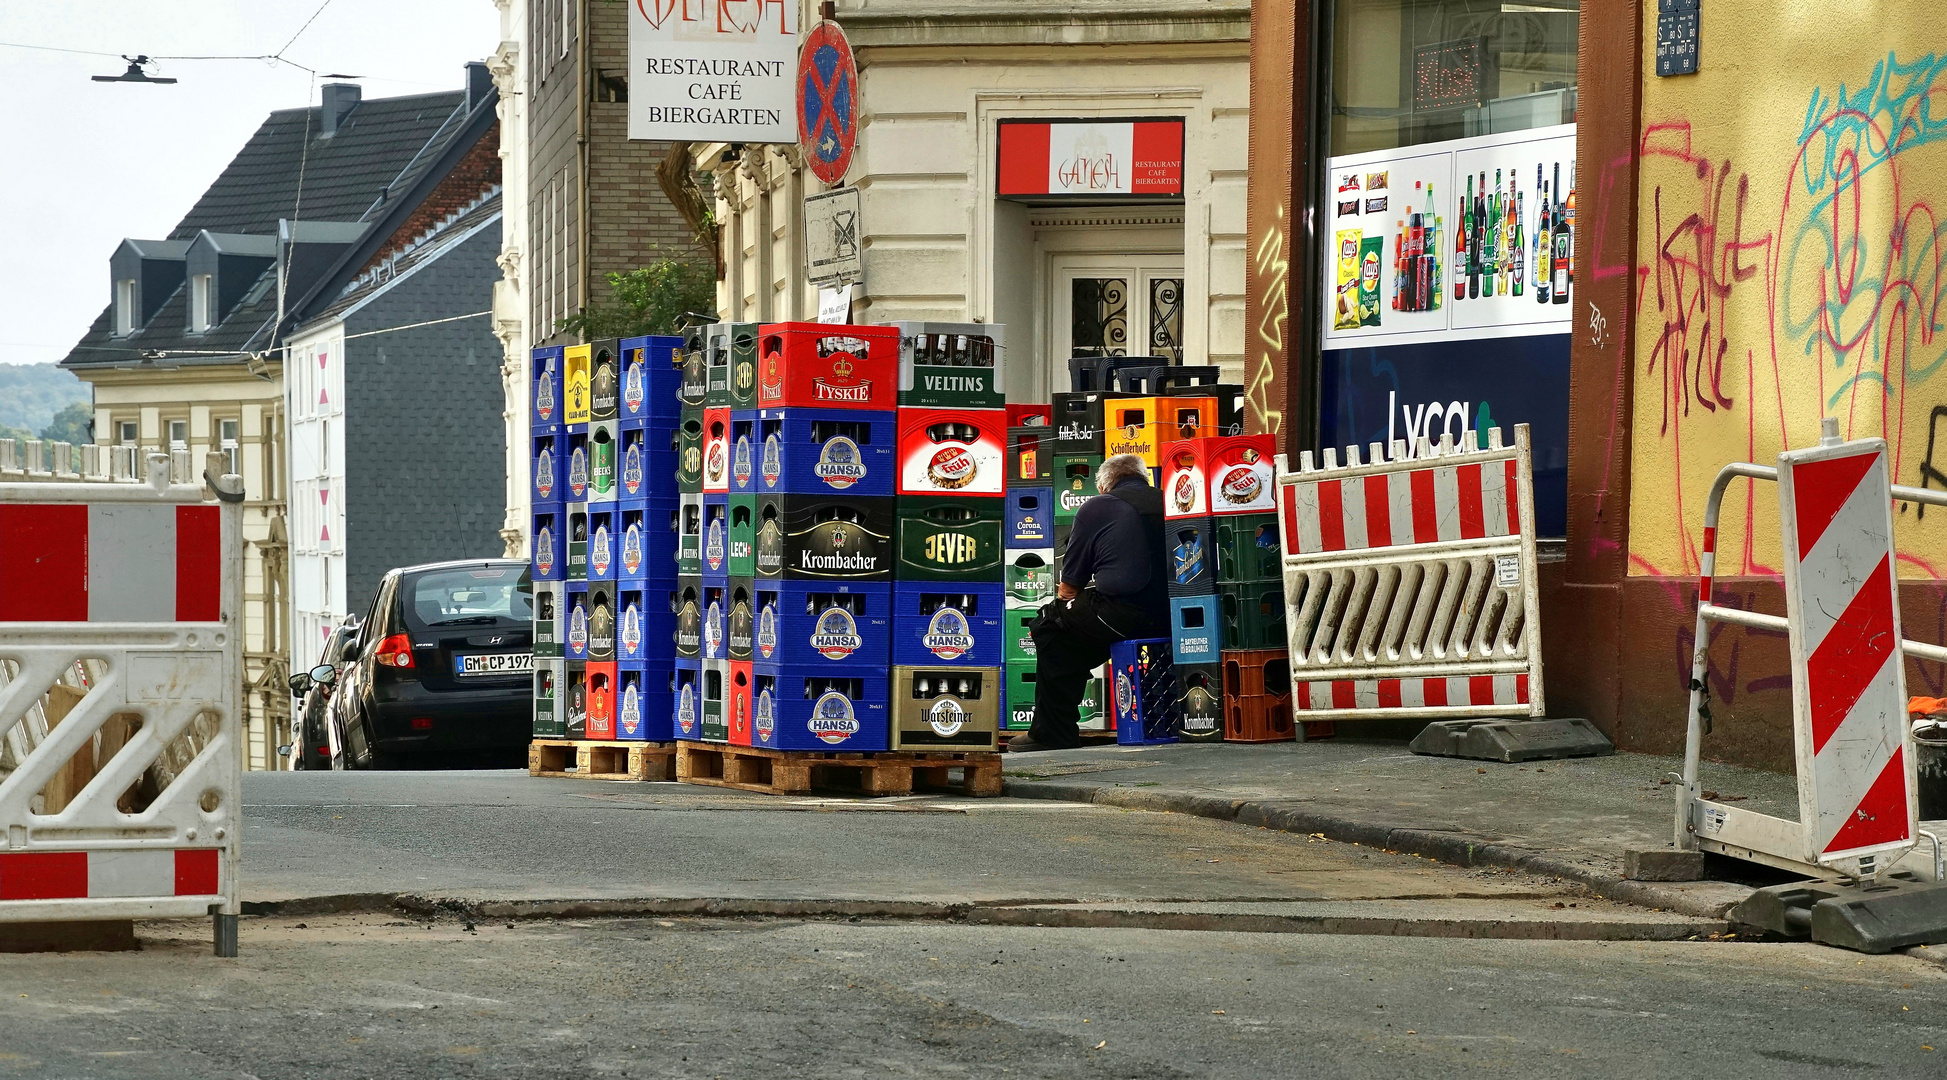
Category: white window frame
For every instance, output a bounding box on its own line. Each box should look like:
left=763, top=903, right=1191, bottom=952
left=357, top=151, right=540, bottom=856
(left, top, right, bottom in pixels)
left=168, top=420, right=188, bottom=450
left=189, top=273, right=213, bottom=333
left=118, top=421, right=138, bottom=446
left=115, top=279, right=136, bottom=336
left=219, top=418, right=240, bottom=475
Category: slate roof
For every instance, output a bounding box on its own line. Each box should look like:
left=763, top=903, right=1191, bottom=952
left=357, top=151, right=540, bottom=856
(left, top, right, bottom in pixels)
left=61, top=88, right=478, bottom=371
left=303, top=189, right=503, bottom=327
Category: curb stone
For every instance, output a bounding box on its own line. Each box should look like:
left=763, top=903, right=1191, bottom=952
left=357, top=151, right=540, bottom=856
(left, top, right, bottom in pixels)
left=1003, top=778, right=1752, bottom=921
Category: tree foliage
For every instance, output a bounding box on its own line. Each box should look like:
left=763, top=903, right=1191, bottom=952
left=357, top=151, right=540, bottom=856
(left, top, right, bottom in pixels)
left=40, top=401, right=92, bottom=445
left=555, top=255, right=716, bottom=340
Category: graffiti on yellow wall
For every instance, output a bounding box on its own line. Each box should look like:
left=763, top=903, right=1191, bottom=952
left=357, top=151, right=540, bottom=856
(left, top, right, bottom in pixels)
left=1246, top=201, right=1288, bottom=436
left=1630, top=49, right=1947, bottom=577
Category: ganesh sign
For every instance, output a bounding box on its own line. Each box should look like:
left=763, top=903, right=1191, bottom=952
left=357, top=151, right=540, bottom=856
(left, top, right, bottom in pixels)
left=628, top=0, right=799, bottom=143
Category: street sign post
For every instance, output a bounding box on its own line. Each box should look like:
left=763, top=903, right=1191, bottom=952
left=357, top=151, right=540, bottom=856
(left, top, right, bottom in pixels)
left=805, top=185, right=861, bottom=286
left=797, top=18, right=858, bottom=185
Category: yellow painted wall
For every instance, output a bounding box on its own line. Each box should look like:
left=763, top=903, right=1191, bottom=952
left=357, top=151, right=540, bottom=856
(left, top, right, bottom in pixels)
left=1626, top=5, right=1947, bottom=577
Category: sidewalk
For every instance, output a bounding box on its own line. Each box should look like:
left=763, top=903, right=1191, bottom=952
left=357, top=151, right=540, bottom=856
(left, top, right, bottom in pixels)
left=1000, top=738, right=1805, bottom=919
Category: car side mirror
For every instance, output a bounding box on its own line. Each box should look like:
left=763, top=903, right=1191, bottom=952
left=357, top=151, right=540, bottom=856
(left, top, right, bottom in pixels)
left=277, top=743, right=293, bottom=758
left=288, top=673, right=313, bottom=697
left=310, top=663, right=339, bottom=686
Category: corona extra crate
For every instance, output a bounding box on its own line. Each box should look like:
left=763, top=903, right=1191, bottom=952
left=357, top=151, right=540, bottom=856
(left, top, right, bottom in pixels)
left=1052, top=391, right=1131, bottom=455
left=564, top=344, right=592, bottom=429
left=727, top=660, right=755, bottom=746
left=565, top=429, right=593, bottom=502
left=894, top=496, right=1004, bottom=581
left=1003, top=661, right=1037, bottom=730
left=617, top=662, right=675, bottom=741
left=754, top=407, right=895, bottom=497
left=584, top=660, right=619, bottom=740
left=702, top=407, right=731, bottom=494
left=534, top=580, right=566, bottom=658
left=1007, top=425, right=1054, bottom=485
left=1161, top=435, right=1277, bottom=518
left=677, top=494, right=702, bottom=574
left=1214, top=512, right=1282, bottom=582
left=532, top=432, right=568, bottom=505
left=701, top=495, right=730, bottom=576
left=887, top=320, right=1006, bottom=409
left=728, top=412, right=759, bottom=494
left=1005, top=487, right=1055, bottom=548
left=672, top=658, right=704, bottom=740
left=897, top=407, right=1007, bottom=498
left=589, top=340, right=621, bottom=423
left=754, top=494, right=896, bottom=581
left=750, top=668, right=890, bottom=752
left=676, top=409, right=704, bottom=493
left=673, top=577, right=703, bottom=659
left=699, top=659, right=729, bottom=742
left=617, top=584, right=678, bottom=663
left=534, top=658, right=566, bottom=737
left=531, top=345, right=565, bottom=433
left=892, top=581, right=1004, bottom=667
left=892, top=665, right=1001, bottom=751
left=1217, top=580, right=1287, bottom=651
left=620, top=334, right=685, bottom=422
left=701, top=581, right=729, bottom=662
left=1108, top=638, right=1180, bottom=745
left=724, top=322, right=759, bottom=408
left=1175, top=662, right=1224, bottom=742
left=587, top=420, right=620, bottom=505
left=1102, top=397, right=1220, bottom=470
left=726, top=578, right=756, bottom=661
left=1053, top=453, right=1104, bottom=523
left=1169, top=593, right=1223, bottom=665
left=587, top=506, right=619, bottom=582
left=618, top=501, right=681, bottom=584
left=531, top=506, right=567, bottom=581
left=1165, top=517, right=1219, bottom=597
left=728, top=494, right=757, bottom=577
left=757, top=322, right=899, bottom=410
left=1004, top=548, right=1057, bottom=608
left=618, top=424, right=679, bottom=503
left=751, top=579, right=891, bottom=668
left=1003, top=606, right=1037, bottom=664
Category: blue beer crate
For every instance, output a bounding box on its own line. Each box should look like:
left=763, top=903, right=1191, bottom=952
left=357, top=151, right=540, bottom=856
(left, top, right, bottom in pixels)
left=1005, top=487, right=1056, bottom=548
left=564, top=429, right=593, bottom=503
left=617, top=662, right=676, bottom=741
left=564, top=581, right=590, bottom=661
left=671, top=658, right=705, bottom=741
left=701, top=581, right=731, bottom=661
left=618, top=424, right=680, bottom=503
left=754, top=407, right=896, bottom=497
left=617, top=584, right=679, bottom=663
left=750, top=667, right=891, bottom=752
left=891, top=581, right=1004, bottom=667
left=531, top=345, right=564, bottom=433
left=587, top=506, right=619, bottom=583
left=532, top=432, right=568, bottom=506
left=749, top=579, right=891, bottom=668
left=728, top=411, right=760, bottom=495
left=619, top=334, right=685, bottom=423
left=1109, top=637, right=1180, bottom=745
left=531, top=505, right=566, bottom=582
left=1165, top=516, right=1219, bottom=597
left=1169, top=593, right=1224, bottom=665
left=701, top=495, right=731, bottom=577
left=617, top=500, right=681, bottom=585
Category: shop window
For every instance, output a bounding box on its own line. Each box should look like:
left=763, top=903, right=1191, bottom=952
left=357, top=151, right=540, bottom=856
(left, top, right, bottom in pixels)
left=1330, top=0, right=1578, bottom=157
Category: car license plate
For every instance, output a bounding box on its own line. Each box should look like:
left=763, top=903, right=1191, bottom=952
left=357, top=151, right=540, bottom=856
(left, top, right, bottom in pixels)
left=455, top=652, right=534, bottom=677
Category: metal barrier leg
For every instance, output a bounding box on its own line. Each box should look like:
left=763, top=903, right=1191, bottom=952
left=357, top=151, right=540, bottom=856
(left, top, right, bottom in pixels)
left=213, top=910, right=238, bottom=958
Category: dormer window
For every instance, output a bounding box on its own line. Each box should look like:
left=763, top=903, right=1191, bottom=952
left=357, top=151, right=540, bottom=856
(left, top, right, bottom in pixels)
left=189, top=274, right=213, bottom=333
left=115, top=279, right=136, bottom=336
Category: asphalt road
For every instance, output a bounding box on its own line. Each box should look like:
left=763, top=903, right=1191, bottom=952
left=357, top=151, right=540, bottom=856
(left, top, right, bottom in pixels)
left=1, top=914, right=1941, bottom=1079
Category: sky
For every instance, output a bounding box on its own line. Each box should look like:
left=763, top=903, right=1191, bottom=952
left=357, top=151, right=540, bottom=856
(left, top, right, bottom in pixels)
left=0, top=1, right=503, bottom=366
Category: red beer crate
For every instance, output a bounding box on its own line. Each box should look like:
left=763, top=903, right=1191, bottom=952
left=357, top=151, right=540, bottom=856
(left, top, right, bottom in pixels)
left=756, top=322, right=899, bottom=410
left=1006, top=403, right=1052, bottom=428
left=1161, top=435, right=1278, bottom=519
left=897, top=407, right=1008, bottom=497
left=1220, top=648, right=1294, bottom=743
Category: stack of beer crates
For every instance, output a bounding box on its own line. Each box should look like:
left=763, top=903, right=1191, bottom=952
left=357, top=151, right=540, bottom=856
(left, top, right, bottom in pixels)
left=529, top=344, right=569, bottom=737
left=888, top=322, right=1008, bottom=752
left=1000, top=403, right=1052, bottom=734
left=531, top=343, right=609, bottom=740
left=610, top=335, right=686, bottom=741
left=1160, top=431, right=1291, bottom=742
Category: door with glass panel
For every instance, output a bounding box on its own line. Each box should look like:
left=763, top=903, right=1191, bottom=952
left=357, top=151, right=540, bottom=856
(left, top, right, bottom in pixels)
left=1050, top=256, right=1187, bottom=381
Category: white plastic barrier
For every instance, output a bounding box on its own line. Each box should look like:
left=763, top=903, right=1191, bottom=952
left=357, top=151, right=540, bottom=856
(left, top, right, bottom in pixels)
left=1679, top=420, right=1938, bottom=880
left=1273, top=424, right=1543, bottom=720
left=0, top=469, right=242, bottom=953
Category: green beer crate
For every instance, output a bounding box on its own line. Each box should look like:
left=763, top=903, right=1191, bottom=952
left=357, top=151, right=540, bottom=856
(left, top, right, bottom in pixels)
left=1214, top=512, right=1283, bottom=583
left=729, top=493, right=757, bottom=577
left=1005, top=547, right=1056, bottom=608
left=1217, top=579, right=1288, bottom=651
left=1079, top=672, right=1107, bottom=732
left=588, top=419, right=619, bottom=504
left=566, top=504, right=589, bottom=580
left=677, top=408, right=704, bottom=493
left=895, top=496, right=1004, bottom=581
left=889, top=321, right=1006, bottom=409
left=701, top=658, right=729, bottom=742
left=533, top=658, right=565, bottom=737
left=1004, top=606, right=1037, bottom=664
left=1053, top=453, right=1103, bottom=523
left=726, top=322, right=759, bottom=408
left=704, top=323, right=733, bottom=407
left=1003, top=660, right=1036, bottom=730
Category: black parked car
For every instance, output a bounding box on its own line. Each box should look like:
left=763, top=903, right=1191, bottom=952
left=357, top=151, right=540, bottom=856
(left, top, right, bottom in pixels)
left=286, top=619, right=360, bottom=770
left=336, top=560, right=534, bottom=769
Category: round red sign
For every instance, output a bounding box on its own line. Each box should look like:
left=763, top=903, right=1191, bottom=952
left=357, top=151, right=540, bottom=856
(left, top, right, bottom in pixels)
left=797, top=20, right=858, bottom=186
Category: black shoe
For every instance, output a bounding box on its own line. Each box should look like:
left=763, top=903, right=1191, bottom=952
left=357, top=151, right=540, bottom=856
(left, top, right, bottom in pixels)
left=1006, top=736, right=1053, bottom=753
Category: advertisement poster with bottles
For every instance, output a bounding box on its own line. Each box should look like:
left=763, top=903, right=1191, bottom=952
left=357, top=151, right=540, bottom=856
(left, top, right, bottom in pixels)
left=1321, top=123, right=1575, bottom=350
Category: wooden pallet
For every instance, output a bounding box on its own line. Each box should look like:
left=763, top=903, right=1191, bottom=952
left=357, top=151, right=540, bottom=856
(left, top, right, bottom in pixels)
left=675, top=742, right=1003, bottom=797
left=529, top=739, right=675, bottom=781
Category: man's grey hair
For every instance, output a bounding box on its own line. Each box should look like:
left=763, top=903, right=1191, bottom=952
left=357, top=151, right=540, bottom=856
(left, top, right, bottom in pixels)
left=1096, top=453, right=1150, bottom=493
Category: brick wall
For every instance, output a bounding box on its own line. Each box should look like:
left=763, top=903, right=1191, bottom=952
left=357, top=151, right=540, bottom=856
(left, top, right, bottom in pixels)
left=363, top=122, right=503, bottom=271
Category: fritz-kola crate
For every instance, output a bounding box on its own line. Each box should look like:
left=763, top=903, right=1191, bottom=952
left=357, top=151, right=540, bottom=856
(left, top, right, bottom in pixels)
left=886, top=321, right=1006, bottom=410
left=754, top=495, right=895, bottom=580
left=757, top=323, right=899, bottom=410
left=892, top=666, right=1002, bottom=751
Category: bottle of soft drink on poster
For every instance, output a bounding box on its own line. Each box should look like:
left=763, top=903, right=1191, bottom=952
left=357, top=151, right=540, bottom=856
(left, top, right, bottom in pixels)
left=1455, top=176, right=1470, bottom=302
left=1405, top=212, right=1423, bottom=312
left=1466, top=174, right=1481, bottom=299
left=1391, top=224, right=1405, bottom=311
left=1425, top=183, right=1442, bottom=308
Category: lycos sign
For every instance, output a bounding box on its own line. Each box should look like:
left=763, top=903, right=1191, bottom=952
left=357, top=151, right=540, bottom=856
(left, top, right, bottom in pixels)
left=628, top=0, right=798, bottom=143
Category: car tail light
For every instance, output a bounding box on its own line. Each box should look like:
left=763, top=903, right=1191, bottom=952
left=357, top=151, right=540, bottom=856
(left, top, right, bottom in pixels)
left=375, top=633, right=415, bottom=668
left=316, top=746, right=329, bottom=756
left=410, top=717, right=433, bottom=731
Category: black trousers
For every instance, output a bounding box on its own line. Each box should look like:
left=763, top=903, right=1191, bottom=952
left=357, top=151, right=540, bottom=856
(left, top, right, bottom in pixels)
left=1027, top=591, right=1166, bottom=748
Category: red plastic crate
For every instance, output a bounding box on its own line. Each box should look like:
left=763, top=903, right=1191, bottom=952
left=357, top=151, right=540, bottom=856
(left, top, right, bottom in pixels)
left=1007, top=403, right=1053, bottom=428
left=586, top=661, right=618, bottom=740
left=1221, top=649, right=1294, bottom=743
left=703, top=406, right=731, bottom=494
left=1224, top=693, right=1295, bottom=743
left=757, top=323, right=899, bottom=410
left=897, top=407, right=1008, bottom=497
left=728, top=660, right=754, bottom=746
left=1161, top=434, right=1277, bottom=519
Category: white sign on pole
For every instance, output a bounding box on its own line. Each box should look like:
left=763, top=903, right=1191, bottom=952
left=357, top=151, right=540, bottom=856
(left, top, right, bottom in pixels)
left=805, top=185, right=861, bottom=286
left=817, top=284, right=854, bottom=324
left=627, top=1, right=799, bottom=142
